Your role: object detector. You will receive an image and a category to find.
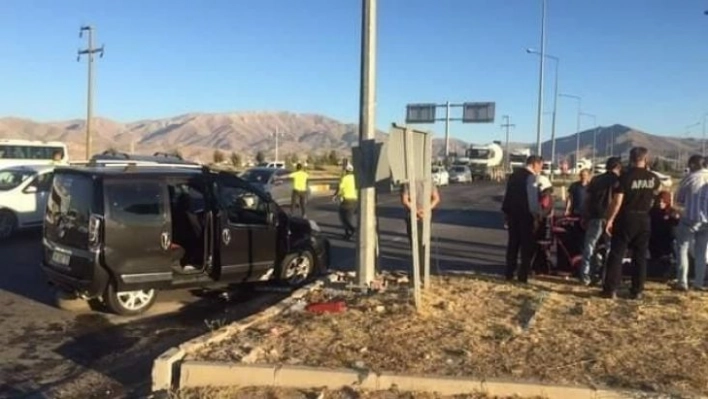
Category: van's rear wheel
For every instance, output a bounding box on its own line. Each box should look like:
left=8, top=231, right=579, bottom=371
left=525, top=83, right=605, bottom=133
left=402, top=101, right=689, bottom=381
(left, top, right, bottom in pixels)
left=280, top=249, right=315, bottom=287
left=0, top=210, right=17, bottom=239
left=104, top=283, right=156, bottom=316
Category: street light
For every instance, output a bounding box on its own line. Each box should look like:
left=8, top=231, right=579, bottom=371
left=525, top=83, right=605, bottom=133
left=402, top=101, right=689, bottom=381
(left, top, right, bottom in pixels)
left=533, top=0, right=548, bottom=156
left=559, top=93, right=582, bottom=167
left=580, top=112, right=597, bottom=166
left=527, top=48, right=559, bottom=178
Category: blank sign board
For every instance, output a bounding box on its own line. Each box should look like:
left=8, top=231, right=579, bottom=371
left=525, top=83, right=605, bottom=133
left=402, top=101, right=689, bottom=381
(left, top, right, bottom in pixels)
left=388, top=124, right=432, bottom=183
left=462, top=102, right=495, bottom=123
left=405, top=103, right=437, bottom=124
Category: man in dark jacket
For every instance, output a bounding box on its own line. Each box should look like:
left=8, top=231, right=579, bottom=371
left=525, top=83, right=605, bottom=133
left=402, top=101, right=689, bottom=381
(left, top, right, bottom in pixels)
left=578, top=156, right=622, bottom=285
left=502, top=155, right=543, bottom=283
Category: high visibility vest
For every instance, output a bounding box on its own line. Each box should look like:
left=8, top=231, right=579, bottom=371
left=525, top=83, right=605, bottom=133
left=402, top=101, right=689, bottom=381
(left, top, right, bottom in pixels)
left=339, top=174, right=357, bottom=201
left=290, top=170, right=309, bottom=192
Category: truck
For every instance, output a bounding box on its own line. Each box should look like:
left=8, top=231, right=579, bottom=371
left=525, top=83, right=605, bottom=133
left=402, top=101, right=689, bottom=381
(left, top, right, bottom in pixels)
left=509, top=149, right=531, bottom=172
left=465, top=142, right=505, bottom=181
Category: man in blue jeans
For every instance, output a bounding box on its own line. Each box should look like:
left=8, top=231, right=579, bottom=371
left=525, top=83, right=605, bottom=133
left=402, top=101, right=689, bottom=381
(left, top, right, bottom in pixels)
left=578, top=157, right=622, bottom=285
left=675, top=154, right=708, bottom=291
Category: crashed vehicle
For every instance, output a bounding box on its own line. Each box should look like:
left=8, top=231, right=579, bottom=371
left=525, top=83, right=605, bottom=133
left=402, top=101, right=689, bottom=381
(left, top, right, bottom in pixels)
left=41, top=154, right=329, bottom=315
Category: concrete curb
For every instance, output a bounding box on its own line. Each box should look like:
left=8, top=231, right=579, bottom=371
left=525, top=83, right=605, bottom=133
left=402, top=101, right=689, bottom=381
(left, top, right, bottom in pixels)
left=176, top=361, right=669, bottom=399
left=151, top=279, right=324, bottom=392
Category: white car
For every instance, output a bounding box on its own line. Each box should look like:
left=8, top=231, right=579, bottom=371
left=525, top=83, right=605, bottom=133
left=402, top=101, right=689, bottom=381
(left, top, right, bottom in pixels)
left=652, top=171, right=673, bottom=188
left=432, top=166, right=449, bottom=186
left=0, top=165, right=55, bottom=238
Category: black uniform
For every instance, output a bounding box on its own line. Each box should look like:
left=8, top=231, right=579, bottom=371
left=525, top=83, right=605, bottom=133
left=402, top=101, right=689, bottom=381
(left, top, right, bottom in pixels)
left=502, top=167, right=536, bottom=282
left=603, top=167, right=660, bottom=295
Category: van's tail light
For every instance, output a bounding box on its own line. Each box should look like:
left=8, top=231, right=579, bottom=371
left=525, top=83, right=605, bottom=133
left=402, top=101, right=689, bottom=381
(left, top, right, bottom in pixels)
left=88, top=214, right=102, bottom=249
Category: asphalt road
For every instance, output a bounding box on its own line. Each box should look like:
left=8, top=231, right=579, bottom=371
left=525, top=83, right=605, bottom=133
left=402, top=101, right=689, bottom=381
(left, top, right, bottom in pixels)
left=0, top=181, right=506, bottom=399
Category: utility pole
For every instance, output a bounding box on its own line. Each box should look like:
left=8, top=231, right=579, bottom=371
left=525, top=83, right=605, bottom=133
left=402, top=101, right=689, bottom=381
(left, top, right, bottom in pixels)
left=443, top=101, right=451, bottom=162
left=534, top=0, right=547, bottom=156
left=77, top=25, right=105, bottom=160
left=702, top=113, right=707, bottom=157
left=273, top=127, right=282, bottom=162
left=356, top=0, right=377, bottom=287
left=501, top=115, right=515, bottom=173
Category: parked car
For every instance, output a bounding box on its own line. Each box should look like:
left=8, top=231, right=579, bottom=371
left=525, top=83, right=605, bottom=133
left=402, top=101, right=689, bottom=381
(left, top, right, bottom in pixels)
left=41, top=159, right=329, bottom=316
left=260, top=161, right=286, bottom=169
left=448, top=165, right=472, bottom=184
left=240, top=167, right=294, bottom=205
left=0, top=165, right=55, bottom=239
left=431, top=166, right=449, bottom=186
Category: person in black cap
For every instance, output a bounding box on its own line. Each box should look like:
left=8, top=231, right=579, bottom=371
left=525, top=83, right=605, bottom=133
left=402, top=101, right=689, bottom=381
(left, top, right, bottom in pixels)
left=578, top=156, right=622, bottom=285
left=603, top=147, right=660, bottom=299
left=502, top=155, right=544, bottom=283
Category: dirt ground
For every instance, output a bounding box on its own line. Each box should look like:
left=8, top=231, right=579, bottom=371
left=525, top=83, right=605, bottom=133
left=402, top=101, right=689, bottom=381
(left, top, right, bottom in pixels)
left=172, top=386, right=543, bottom=399
left=192, top=275, right=708, bottom=397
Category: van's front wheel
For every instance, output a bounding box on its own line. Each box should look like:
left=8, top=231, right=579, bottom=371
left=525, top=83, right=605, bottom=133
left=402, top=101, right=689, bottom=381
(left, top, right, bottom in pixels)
left=280, top=249, right=315, bottom=287
left=104, top=283, right=157, bottom=316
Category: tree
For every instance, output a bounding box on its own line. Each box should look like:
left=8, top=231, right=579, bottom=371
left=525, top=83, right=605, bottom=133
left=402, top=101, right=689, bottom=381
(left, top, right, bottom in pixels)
left=230, top=152, right=242, bottom=167
left=255, top=150, right=266, bottom=165
left=327, top=150, right=339, bottom=165
left=213, top=149, right=225, bottom=164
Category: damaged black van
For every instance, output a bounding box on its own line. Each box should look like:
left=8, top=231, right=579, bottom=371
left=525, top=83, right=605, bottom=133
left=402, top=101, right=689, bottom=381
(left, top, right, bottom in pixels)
left=41, top=158, right=329, bottom=315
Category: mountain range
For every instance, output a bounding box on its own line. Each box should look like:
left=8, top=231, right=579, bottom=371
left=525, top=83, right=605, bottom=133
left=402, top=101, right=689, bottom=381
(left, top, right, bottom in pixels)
left=0, top=112, right=698, bottom=163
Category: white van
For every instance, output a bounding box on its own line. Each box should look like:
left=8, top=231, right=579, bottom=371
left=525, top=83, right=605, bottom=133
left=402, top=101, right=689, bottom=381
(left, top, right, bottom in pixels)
left=0, top=139, right=68, bottom=167
left=263, top=161, right=285, bottom=169
left=0, top=165, right=55, bottom=238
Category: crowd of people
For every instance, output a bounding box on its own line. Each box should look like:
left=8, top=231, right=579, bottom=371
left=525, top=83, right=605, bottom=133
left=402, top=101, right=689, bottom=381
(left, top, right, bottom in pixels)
left=502, top=146, right=708, bottom=299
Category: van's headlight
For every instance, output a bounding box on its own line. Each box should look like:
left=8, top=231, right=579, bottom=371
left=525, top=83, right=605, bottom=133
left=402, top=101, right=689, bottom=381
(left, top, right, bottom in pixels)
left=308, top=220, right=321, bottom=233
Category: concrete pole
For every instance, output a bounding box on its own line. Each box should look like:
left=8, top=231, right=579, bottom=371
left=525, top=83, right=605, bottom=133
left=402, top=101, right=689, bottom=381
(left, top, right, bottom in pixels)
left=444, top=101, right=451, bottom=162
left=355, top=0, right=377, bottom=288
left=534, top=0, right=547, bottom=156
left=274, top=127, right=280, bottom=162
left=78, top=26, right=104, bottom=160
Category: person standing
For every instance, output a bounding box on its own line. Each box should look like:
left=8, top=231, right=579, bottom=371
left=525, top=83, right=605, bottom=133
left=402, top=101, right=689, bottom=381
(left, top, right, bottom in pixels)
left=578, top=157, right=622, bottom=285
left=288, top=163, right=309, bottom=218
left=674, top=155, right=708, bottom=291
left=603, top=147, right=660, bottom=300
left=400, top=179, right=440, bottom=248
left=333, top=164, right=358, bottom=240
left=565, top=169, right=591, bottom=217
left=502, top=155, right=543, bottom=283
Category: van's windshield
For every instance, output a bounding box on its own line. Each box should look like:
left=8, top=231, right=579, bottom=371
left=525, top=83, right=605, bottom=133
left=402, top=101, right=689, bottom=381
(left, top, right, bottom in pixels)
left=45, top=173, right=94, bottom=250
left=0, top=169, right=35, bottom=191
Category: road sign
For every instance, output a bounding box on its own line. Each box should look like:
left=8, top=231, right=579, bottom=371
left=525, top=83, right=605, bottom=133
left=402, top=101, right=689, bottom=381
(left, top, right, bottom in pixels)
left=388, top=124, right=431, bottom=183
left=405, top=103, right=437, bottom=124
left=462, top=102, right=495, bottom=123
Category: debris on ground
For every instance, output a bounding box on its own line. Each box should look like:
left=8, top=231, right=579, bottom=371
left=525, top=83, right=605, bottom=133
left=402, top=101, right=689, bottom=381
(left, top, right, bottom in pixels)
left=193, top=275, right=708, bottom=397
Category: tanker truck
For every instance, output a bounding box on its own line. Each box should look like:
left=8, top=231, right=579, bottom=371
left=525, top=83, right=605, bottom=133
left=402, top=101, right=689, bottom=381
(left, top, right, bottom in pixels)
left=465, top=142, right=505, bottom=181
left=509, top=148, right=531, bottom=172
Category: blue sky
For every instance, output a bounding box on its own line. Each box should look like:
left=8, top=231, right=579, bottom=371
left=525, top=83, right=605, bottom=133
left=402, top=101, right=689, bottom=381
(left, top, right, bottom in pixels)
left=2, top=0, right=708, bottom=145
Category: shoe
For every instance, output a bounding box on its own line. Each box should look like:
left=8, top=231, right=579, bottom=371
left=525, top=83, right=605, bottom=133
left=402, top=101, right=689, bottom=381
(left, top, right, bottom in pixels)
left=580, top=277, right=591, bottom=287
left=670, top=282, right=688, bottom=292
left=630, top=291, right=643, bottom=300
left=600, top=290, right=617, bottom=300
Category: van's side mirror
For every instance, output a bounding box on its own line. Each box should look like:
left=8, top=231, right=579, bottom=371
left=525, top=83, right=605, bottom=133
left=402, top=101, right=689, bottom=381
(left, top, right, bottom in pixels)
left=24, top=186, right=37, bottom=194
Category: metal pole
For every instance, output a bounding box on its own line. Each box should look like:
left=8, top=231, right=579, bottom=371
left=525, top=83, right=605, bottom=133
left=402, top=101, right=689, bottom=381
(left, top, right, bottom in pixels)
left=575, top=100, right=581, bottom=166
left=592, top=126, right=597, bottom=165
left=355, top=0, right=377, bottom=288
left=78, top=26, right=104, bottom=161
left=534, top=0, right=547, bottom=156
left=702, top=114, right=707, bottom=157
left=550, top=58, right=559, bottom=179
left=444, top=101, right=450, bottom=162
left=501, top=115, right=515, bottom=173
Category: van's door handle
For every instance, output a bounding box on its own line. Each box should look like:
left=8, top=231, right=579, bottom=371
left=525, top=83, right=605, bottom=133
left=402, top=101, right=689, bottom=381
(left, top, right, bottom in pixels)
left=160, top=232, right=171, bottom=250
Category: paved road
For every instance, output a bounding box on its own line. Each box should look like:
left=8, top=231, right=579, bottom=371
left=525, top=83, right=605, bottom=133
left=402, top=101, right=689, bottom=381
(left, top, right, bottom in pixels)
left=0, top=181, right=506, bottom=398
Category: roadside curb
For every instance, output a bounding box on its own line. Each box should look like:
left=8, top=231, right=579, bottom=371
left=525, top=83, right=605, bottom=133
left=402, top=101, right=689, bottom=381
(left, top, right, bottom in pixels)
left=151, top=279, right=324, bottom=392
left=176, top=362, right=667, bottom=399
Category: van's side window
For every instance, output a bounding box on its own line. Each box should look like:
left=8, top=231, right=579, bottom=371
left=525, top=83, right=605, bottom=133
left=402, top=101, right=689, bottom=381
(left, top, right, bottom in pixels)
left=219, top=185, right=267, bottom=225
left=105, top=182, right=165, bottom=225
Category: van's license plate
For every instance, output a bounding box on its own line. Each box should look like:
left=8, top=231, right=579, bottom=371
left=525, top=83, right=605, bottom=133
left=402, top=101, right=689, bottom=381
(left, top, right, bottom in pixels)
left=51, top=251, right=70, bottom=266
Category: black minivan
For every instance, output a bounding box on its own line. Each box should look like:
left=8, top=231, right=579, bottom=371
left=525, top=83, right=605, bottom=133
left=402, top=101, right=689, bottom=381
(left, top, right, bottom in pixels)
left=41, top=160, right=329, bottom=315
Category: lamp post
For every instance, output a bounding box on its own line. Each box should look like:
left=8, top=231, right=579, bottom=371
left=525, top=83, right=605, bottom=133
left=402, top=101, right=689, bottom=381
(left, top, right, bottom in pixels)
left=580, top=112, right=597, bottom=167
left=559, top=93, right=582, bottom=168
left=533, top=0, right=547, bottom=156
left=527, top=48, right=559, bottom=177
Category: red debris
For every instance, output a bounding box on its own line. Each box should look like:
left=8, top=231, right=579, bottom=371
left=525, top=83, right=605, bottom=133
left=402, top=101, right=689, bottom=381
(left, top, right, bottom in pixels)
left=306, top=301, right=347, bottom=314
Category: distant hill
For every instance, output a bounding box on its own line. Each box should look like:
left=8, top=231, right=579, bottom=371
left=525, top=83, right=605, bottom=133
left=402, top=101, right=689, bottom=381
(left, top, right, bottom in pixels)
left=0, top=114, right=693, bottom=164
